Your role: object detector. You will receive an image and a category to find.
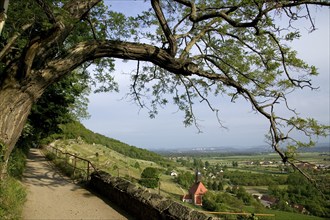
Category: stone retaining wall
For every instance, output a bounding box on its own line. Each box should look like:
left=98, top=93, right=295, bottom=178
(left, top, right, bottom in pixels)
left=89, top=171, right=214, bottom=220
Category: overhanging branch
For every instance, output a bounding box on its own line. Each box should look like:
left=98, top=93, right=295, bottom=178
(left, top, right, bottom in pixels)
left=35, top=0, right=56, bottom=24
left=151, top=0, right=177, bottom=56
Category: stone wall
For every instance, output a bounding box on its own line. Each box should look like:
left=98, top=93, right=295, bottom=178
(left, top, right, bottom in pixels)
left=89, top=171, right=214, bottom=220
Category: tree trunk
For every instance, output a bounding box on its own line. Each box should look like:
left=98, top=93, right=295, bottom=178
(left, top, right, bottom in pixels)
left=0, top=77, right=44, bottom=179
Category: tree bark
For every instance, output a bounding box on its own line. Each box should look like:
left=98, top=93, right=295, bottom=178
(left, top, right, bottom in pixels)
left=0, top=74, right=46, bottom=179
left=0, top=0, right=102, bottom=179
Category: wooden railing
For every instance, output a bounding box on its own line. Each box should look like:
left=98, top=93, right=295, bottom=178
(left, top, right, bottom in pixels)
left=44, top=145, right=97, bottom=181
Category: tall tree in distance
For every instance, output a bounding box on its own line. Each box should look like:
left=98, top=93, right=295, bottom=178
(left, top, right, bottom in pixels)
left=139, top=167, right=161, bottom=189
left=0, top=0, right=329, bottom=179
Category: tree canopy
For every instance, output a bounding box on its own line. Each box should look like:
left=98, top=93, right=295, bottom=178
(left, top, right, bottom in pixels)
left=0, top=0, right=329, bottom=178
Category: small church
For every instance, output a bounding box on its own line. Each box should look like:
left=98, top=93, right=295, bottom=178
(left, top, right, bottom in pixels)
left=182, top=170, right=208, bottom=206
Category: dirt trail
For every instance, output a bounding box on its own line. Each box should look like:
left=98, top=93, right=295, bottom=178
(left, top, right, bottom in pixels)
left=22, top=148, right=132, bottom=220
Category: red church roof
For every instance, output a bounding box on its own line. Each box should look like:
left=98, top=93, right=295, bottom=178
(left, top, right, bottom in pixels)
left=189, top=181, right=208, bottom=196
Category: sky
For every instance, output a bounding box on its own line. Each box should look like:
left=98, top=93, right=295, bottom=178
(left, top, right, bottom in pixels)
left=82, top=2, right=330, bottom=150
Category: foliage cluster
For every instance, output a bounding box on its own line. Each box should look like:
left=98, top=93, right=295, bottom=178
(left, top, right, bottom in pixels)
left=232, top=161, right=239, bottom=167
left=203, top=188, right=269, bottom=219
left=203, top=191, right=241, bottom=213
left=223, top=170, right=287, bottom=186
left=139, top=167, right=161, bottom=189
left=7, top=148, right=27, bottom=179
left=227, top=186, right=257, bottom=206
left=175, top=171, right=195, bottom=188
left=268, top=172, right=330, bottom=217
left=206, top=180, right=223, bottom=191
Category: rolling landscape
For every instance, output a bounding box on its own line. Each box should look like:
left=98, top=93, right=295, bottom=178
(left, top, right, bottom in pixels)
left=41, top=122, right=330, bottom=219
left=1, top=1, right=329, bottom=220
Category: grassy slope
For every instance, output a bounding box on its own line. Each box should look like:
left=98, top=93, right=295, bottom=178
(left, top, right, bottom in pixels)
left=54, top=121, right=168, bottom=164
left=51, top=139, right=184, bottom=198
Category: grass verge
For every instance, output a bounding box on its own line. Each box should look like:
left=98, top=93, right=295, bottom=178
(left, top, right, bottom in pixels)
left=0, top=148, right=27, bottom=219
left=0, top=176, right=27, bottom=220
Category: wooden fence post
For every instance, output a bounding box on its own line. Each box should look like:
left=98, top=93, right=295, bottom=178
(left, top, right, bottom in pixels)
left=65, top=153, right=69, bottom=166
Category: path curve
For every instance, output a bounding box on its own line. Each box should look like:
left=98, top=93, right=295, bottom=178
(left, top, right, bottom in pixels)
left=22, top=148, right=132, bottom=220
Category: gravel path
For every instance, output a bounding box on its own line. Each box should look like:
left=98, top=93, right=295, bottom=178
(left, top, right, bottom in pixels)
left=22, top=148, right=132, bottom=220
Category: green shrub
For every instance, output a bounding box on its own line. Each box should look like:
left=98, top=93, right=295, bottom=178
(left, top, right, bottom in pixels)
left=8, top=149, right=27, bottom=179
left=45, top=152, right=56, bottom=161
left=139, top=167, right=160, bottom=189
left=0, top=177, right=27, bottom=220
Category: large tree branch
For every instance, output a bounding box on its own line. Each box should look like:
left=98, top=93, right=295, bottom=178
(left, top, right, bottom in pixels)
left=35, top=0, right=56, bottom=24
left=151, top=0, right=177, bottom=56
left=44, top=40, right=194, bottom=80
left=25, top=0, right=102, bottom=76
left=0, top=23, right=33, bottom=61
left=42, top=40, right=244, bottom=107
left=172, top=0, right=197, bottom=21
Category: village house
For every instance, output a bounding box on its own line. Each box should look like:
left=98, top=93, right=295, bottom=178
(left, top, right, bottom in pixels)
left=260, top=195, right=278, bottom=208
left=296, top=162, right=318, bottom=170
left=170, top=170, right=178, bottom=177
left=291, top=203, right=309, bottom=214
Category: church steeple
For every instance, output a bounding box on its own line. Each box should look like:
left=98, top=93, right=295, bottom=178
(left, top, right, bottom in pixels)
left=195, top=169, right=202, bottom=183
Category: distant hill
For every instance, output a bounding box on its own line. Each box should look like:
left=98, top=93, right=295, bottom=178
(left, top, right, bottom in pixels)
left=154, top=143, right=330, bottom=156
left=297, top=143, right=330, bottom=153
left=154, top=145, right=270, bottom=156
left=50, top=121, right=167, bottom=164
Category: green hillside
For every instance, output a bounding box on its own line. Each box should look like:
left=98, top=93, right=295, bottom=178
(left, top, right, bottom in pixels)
left=49, top=121, right=168, bottom=166
left=48, top=138, right=185, bottom=196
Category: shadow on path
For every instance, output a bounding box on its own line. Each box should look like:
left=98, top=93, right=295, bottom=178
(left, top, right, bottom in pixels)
left=22, top=148, right=133, bottom=220
left=23, top=149, right=70, bottom=188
